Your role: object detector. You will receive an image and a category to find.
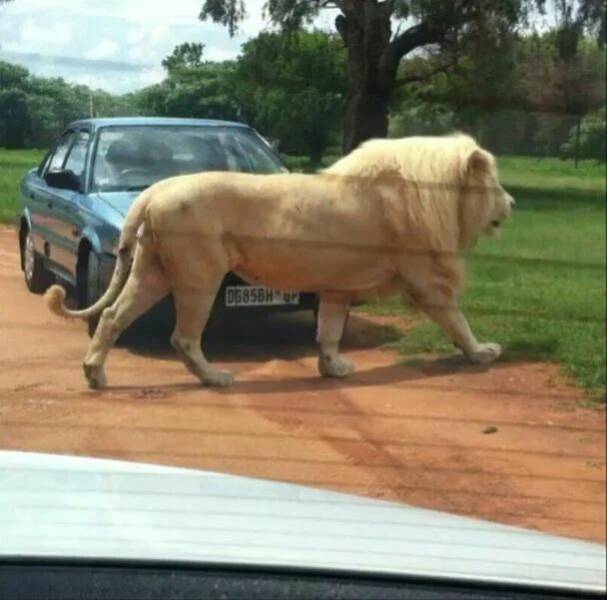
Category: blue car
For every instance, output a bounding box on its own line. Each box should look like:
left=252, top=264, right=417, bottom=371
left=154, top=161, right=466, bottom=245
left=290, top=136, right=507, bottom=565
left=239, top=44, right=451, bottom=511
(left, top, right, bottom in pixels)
left=16, top=117, right=317, bottom=332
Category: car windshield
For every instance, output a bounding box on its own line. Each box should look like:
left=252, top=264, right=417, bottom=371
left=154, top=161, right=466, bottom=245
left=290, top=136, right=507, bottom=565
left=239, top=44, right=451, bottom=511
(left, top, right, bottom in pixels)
left=92, top=125, right=285, bottom=192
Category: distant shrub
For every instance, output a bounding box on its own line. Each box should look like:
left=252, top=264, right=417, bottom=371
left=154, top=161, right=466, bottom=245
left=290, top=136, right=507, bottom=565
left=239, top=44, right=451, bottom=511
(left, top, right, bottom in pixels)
left=561, top=109, right=606, bottom=163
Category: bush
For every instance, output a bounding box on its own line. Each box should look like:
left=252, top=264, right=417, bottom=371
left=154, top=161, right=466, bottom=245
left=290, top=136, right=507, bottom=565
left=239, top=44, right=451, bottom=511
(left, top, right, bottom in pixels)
left=561, top=108, right=607, bottom=163
left=281, top=155, right=314, bottom=172
left=561, top=109, right=606, bottom=163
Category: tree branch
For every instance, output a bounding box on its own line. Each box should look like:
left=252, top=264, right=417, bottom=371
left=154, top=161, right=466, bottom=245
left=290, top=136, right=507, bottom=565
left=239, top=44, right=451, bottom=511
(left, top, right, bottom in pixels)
left=335, top=13, right=348, bottom=43
left=389, top=22, right=443, bottom=60
left=394, top=54, right=459, bottom=87
left=389, top=0, right=479, bottom=61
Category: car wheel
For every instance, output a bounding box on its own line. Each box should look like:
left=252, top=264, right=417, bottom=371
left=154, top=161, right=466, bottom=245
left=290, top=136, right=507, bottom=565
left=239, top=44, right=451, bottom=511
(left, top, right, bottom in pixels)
left=23, top=228, right=53, bottom=294
left=84, top=250, right=102, bottom=338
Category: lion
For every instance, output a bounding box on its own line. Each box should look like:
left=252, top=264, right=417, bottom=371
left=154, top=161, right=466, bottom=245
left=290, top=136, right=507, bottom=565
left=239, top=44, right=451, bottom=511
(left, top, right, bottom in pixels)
left=45, top=133, right=514, bottom=389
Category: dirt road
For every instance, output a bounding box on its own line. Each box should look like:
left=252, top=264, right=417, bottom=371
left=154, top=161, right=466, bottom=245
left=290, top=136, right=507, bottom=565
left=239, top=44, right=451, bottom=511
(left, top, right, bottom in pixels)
left=0, top=226, right=605, bottom=542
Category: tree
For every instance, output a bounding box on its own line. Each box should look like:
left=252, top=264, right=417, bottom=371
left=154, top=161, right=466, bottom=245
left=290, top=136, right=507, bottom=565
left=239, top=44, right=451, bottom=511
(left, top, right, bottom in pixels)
left=561, top=107, right=606, bottom=162
left=0, top=62, right=29, bottom=147
left=540, top=2, right=606, bottom=164
left=136, top=43, right=239, bottom=120
left=549, top=0, right=605, bottom=60
left=0, top=59, right=140, bottom=148
left=512, top=29, right=605, bottom=162
left=162, top=42, right=206, bottom=74
left=200, top=0, right=543, bottom=153
left=234, top=31, right=346, bottom=162
left=0, top=87, right=29, bottom=147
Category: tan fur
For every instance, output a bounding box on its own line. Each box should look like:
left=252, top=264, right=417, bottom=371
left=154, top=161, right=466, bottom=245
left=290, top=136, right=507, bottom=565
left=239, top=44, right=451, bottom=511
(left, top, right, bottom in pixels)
left=46, top=133, right=514, bottom=389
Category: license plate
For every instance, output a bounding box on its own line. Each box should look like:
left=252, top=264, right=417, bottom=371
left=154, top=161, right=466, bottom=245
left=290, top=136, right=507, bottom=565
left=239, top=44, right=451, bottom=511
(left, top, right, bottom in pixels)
left=225, top=286, right=300, bottom=307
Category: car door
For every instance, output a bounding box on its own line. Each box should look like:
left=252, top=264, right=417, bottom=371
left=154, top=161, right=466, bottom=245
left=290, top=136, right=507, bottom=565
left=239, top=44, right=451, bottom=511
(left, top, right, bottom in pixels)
left=51, top=130, right=91, bottom=273
left=33, top=131, right=77, bottom=269
left=24, top=149, right=54, bottom=256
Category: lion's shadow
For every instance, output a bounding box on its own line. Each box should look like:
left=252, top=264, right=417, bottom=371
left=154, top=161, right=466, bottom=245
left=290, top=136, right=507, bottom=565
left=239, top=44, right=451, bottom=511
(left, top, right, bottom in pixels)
left=104, top=353, right=501, bottom=396
left=124, top=311, right=400, bottom=363
left=114, top=311, right=502, bottom=394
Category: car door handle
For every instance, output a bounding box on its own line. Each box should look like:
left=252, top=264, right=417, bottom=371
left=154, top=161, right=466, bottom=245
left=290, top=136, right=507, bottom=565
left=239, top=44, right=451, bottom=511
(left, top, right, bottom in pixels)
left=47, top=201, right=53, bottom=209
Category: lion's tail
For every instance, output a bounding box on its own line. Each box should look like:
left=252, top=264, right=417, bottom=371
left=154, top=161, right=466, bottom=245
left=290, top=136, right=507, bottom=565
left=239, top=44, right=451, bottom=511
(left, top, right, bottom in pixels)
left=45, top=188, right=154, bottom=321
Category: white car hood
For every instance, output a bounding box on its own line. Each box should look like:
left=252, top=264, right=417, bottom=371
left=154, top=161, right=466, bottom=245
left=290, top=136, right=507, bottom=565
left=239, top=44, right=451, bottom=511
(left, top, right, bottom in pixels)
left=1, top=451, right=605, bottom=594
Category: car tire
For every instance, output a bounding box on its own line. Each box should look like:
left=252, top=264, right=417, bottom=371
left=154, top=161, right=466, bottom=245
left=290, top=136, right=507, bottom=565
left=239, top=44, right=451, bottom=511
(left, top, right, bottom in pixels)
left=23, top=228, right=54, bottom=294
left=84, top=250, right=102, bottom=338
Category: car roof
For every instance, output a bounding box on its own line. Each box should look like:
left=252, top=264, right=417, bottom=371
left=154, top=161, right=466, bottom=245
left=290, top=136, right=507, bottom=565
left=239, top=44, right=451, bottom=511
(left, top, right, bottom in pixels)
left=69, top=117, right=250, bottom=132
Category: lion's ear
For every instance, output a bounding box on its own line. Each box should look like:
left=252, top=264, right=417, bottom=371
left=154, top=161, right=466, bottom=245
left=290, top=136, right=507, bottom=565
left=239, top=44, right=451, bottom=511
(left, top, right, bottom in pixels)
left=467, top=149, right=494, bottom=174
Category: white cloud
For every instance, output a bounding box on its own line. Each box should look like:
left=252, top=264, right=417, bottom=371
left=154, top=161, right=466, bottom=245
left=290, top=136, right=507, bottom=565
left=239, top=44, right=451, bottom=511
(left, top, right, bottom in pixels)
left=0, top=0, right=344, bottom=93
left=85, top=39, right=120, bottom=60
left=126, top=27, right=147, bottom=46
left=18, top=18, right=73, bottom=49
left=148, top=25, right=171, bottom=43
left=137, top=65, right=165, bottom=87
left=204, top=47, right=237, bottom=62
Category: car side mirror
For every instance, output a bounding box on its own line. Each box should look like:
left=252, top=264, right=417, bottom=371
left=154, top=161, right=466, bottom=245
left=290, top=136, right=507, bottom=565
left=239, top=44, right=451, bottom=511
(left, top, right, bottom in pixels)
left=45, top=169, right=81, bottom=191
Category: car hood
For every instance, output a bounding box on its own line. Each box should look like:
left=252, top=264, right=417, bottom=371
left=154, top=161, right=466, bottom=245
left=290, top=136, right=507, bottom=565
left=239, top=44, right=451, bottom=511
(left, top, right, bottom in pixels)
left=1, top=451, right=605, bottom=594
left=95, top=190, right=142, bottom=217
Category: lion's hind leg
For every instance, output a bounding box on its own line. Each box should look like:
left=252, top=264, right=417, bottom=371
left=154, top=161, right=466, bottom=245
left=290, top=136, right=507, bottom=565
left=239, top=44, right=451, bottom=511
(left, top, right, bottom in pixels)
left=170, top=269, right=234, bottom=388
left=316, top=297, right=354, bottom=378
left=83, top=245, right=169, bottom=389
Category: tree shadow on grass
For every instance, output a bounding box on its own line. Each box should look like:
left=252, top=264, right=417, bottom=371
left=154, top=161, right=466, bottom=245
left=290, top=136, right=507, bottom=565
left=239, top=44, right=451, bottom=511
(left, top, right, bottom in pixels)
left=504, top=336, right=560, bottom=360
left=506, top=184, right=604, bottom=211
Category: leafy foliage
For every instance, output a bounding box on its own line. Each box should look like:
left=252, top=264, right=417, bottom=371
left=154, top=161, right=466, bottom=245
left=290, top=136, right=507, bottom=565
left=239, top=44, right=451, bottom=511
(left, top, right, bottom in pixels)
left=233, top=31, right=346, bottom=161
left=0, top=4, right=603, bottom=164
left=0, top=61, right=136, bottom=148
left=135, top=44, right=239, bottom=121
left=389, top=30, right=605, bottom=159
left=561, top=108, right=606, bottom=161
left=200, top=0, right=548, bottom=150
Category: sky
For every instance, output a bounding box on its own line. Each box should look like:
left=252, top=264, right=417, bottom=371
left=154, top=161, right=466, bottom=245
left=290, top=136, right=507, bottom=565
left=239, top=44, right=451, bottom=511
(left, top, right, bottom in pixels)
left=0, top=0, right=339, bottom=94
left=0, top=0, right=559, bottom=95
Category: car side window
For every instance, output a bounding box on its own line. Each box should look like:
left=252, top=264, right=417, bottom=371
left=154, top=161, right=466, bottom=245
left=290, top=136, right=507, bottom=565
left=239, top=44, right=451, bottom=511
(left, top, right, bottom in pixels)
left=64, top=131, right=90, bottom=177
left=36, top=150, right=53, bottom=177
left=231, top=131, right=284, bottom=174
left=47, top=132, right=76, bottom=173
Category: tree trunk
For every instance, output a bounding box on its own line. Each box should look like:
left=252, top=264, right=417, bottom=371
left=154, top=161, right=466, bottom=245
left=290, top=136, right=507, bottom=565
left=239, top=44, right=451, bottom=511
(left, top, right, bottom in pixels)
left=336, top=2, right=395, bottom=154
left=342, top=81, right=390, bottom=154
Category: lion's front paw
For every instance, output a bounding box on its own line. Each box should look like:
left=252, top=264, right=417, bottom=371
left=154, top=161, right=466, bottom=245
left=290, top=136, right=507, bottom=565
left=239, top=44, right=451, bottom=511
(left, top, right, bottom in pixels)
left=203, top=368, right=235, bottom=388
left=318, top=353, right=355, bottom=378
left=468, top=342, right=502, bottom=365
left=83, top=363, right=107, bottom=389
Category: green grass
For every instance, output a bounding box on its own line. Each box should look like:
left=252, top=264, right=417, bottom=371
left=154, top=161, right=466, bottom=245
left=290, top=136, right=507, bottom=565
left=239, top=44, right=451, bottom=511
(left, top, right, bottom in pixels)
left=362, top=156, right=606, bottom=395
left=0, top=148, right=45, bottom=224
